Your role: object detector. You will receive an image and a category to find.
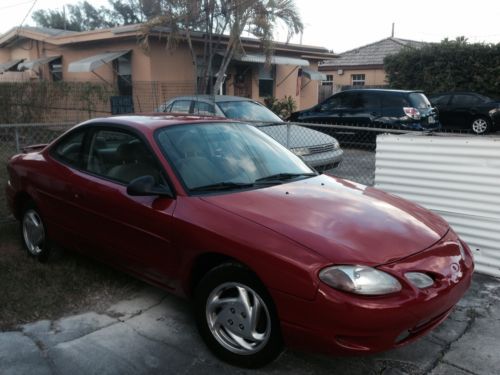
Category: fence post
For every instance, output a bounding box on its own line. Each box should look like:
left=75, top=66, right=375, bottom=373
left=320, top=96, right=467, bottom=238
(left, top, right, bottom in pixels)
left=286, top=123, right=291, bottom=148
left=15, top=127, right=20, bottom=153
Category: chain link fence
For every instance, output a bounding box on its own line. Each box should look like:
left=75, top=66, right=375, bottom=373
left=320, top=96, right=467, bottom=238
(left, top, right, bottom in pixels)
left=0, top=123, right=74, bottom=223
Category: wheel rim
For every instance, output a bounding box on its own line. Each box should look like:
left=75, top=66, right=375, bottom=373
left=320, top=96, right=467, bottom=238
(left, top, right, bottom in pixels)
left=206, top=282, right=271, bottom=355
left=22, top=209, right=45, bottom=255
left=472, top=118, right=488, bottom=134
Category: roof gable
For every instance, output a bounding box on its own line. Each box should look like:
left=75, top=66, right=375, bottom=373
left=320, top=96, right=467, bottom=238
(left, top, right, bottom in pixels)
left=321, top=37, right=426, bottom=68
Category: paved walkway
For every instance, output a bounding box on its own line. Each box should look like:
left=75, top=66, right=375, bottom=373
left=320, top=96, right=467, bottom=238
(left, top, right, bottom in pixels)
left=1, top=273, right=499, bottom=375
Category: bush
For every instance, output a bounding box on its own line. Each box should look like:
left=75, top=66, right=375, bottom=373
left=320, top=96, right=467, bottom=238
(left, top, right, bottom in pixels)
left=384, top=38, right=500, bottom=98
left=264, top=95, right=297, bottom=119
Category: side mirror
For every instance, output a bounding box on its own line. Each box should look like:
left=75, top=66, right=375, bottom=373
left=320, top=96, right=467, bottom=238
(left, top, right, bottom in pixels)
left=127, top=175, right=172, bottom=197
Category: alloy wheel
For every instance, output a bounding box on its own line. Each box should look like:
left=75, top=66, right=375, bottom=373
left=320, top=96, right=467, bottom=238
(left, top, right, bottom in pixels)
left=205, top=282, right=271, bottom=355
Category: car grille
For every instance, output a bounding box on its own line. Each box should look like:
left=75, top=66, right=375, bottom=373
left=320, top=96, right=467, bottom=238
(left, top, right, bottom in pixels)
left=307, top=143, right=336, bottom=154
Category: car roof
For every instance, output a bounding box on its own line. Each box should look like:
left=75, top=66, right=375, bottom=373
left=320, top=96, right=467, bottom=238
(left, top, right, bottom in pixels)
left=167, top=95, right=257, bottom=103
left=76, top=114, right=234, bottom=133
left=341, top=88, right=424, bottom=94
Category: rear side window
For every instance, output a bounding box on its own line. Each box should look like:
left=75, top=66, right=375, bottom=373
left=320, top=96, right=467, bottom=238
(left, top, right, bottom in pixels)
left=430, top=95, right=450, bottom=105
left=382, top=94, right=408, bottom=107
left=451, top=94, right=483, bottom=106
left=193, top=101, right=215, bottom=115
left=170, top=100, right=192, bottom=113
left=409, top=93, right=431, bottom=109
left=320, top=93, right=345, bottom=111
left=52, top=129, right=85, bottom=168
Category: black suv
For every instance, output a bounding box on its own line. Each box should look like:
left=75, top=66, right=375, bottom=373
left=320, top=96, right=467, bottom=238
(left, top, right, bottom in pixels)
left=289, top=89, right=440, bottom=130
left=428, top=92, right=500, bottom=134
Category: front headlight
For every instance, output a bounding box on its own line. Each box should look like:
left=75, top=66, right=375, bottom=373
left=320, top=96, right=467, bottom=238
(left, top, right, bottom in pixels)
left=291, top=147, right=310, bottom=156
left=319, top=265, right=402, bottom=295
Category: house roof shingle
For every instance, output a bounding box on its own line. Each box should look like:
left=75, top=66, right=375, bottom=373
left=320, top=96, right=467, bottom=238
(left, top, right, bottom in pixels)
left=320, top=37, right=426, bottom=68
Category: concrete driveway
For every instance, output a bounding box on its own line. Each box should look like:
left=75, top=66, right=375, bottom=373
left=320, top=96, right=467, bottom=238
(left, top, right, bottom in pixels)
left=1, top=273, right=499, bottom=375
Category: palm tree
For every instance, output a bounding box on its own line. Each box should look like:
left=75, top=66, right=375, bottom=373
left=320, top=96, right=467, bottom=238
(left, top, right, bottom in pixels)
left=140, top=0, right=304, bottom=94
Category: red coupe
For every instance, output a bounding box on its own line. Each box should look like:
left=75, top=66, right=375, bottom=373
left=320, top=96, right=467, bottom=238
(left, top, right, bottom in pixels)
left=5, top=115, right=473, bottom=368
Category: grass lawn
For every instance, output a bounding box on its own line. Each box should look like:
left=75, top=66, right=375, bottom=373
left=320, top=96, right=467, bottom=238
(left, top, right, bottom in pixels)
left=0, top=222, right=142, bottom=331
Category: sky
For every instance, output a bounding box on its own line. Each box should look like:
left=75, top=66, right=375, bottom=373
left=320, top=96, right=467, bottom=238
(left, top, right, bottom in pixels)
left=0, top=0, right=499, bottom=53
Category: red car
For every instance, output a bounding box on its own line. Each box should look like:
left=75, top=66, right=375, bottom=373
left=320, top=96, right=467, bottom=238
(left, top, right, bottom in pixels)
left=5, top=115, right=473, bottom=368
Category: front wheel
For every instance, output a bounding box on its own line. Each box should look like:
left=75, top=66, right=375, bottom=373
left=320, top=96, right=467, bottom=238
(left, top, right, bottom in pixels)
left=194, top=263, right=283, bottom=368
left=21, top=202, right=50, bottom=262
left=471, top=117, right=491, bottom=134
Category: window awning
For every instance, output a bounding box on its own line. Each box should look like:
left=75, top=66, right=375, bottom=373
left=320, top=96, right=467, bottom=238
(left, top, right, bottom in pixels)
left=302, top=68, right=326, bottom=81
left=68, top=50, right=130, bottom=73
left=18, top=56, right=61, bottom=71
left=229, top=53, right=310, bottom=66
left=0, top=59, right=24, bottom=73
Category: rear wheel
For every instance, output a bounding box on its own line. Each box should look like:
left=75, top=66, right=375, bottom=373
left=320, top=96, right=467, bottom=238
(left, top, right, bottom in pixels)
left=194, top=263, right=283, bottom=368
left=21, top=202, right=50, bottom=262
left=471, top=117, right=490, bottom=134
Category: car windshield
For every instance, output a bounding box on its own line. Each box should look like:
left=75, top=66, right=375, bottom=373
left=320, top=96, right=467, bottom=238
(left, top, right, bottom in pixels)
left=409, top=93, right=431, bottom=109
left=217, top=100, right=282, bottom=122
left=155, top=122, right=314, bottom=192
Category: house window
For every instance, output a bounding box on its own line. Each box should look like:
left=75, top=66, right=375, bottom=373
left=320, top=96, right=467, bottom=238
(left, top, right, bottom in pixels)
left=258, top=64, right=274, bottom=97
left=49, top=58, right=63, bottom=81
left=351, top=74, right=365, bottom=86
left=322, top=74, right=333, bottom=86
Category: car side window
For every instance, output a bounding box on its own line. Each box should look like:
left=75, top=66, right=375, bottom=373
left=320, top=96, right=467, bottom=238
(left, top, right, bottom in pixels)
left=451, top=94, right=482, bottom=106
left=170, top=100, right=192, bottom=113
left=430, top=95, right=450, bottom=106
left=320, top=93, right=345, bottom=111
left=193, top=101, right=215, bottom=115
left=85, top=129, right=163, bottom=185
left=382, top=94, right=408, bottom=107
left=52, top=129, right=86, bottom=168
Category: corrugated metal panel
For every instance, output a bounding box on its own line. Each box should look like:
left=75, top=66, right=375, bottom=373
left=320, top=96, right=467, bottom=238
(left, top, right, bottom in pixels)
left=375, top=133, right=500, bottom=277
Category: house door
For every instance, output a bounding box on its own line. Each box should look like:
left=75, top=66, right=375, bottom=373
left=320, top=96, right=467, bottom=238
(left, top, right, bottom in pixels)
left=234, top=66, right=252, bottom=98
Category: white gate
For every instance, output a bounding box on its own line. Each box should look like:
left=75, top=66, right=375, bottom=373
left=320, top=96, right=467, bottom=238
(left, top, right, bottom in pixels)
left=375, top=133, right=500, bottom=277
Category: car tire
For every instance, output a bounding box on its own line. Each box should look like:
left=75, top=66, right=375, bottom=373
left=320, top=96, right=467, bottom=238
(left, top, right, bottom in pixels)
left=194, top=263, right=283, bottom=368
left=20, top=201, right=50, bottom=262
left=471, top=117, right=491, bottom=134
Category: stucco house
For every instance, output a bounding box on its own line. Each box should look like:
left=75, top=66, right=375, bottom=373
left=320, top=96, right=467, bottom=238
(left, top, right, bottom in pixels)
left=0, top=25, right=334, bottom=112
left=318, top=37, right=425, bottom=99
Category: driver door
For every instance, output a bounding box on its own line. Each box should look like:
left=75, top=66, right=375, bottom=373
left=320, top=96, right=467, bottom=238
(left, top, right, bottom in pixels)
left=70, top=126, right=178, bottom=287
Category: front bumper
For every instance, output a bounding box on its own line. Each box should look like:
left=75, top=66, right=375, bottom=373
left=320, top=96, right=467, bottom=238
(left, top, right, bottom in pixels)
left=303, top=149, right=343, bottom=169
left=272, top=230, right=474, bottom=356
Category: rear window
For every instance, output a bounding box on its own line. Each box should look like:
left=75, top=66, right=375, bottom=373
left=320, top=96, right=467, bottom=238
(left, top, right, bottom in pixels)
left=409, top=93, right=431, bottom=109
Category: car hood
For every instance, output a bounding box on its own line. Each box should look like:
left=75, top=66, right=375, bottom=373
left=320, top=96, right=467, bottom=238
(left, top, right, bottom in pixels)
left=257, top=124, right=335, bottom=148
left=201, top=175, right=449, bottom=266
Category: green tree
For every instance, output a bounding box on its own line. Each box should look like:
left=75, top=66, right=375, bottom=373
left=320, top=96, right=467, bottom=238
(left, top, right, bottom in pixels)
left=140, top=0, right=304, bottom=95
left=384, top=38, right=500, bottom=98
left=32, top=0, right=160, bottom=31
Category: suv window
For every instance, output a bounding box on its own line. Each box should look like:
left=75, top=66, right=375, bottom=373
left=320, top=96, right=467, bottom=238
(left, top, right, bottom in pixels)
left=358, top=92, right=381, bottom=108
left=52, top=129, right=86, bottom=168
left=320, top=93, right=345, bottom=111
left=382, top=94, right=409, bottom=107
left=409, top=93, right=431, bottom=109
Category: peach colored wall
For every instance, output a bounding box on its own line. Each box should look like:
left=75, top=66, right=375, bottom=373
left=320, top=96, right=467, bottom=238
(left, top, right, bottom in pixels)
left=148, top=40, right=196, bottom=82
left=322, top=68, right=388, bottom=87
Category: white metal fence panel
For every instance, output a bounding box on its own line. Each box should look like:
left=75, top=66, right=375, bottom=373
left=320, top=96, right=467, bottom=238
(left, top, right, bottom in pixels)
left=375, top=133, right=500, bottom=278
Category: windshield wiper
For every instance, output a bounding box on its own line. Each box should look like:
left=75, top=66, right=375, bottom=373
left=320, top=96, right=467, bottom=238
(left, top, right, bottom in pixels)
left=190, top=181, right=256, bottom=192
left=255, top=172, right=317, bottom=183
